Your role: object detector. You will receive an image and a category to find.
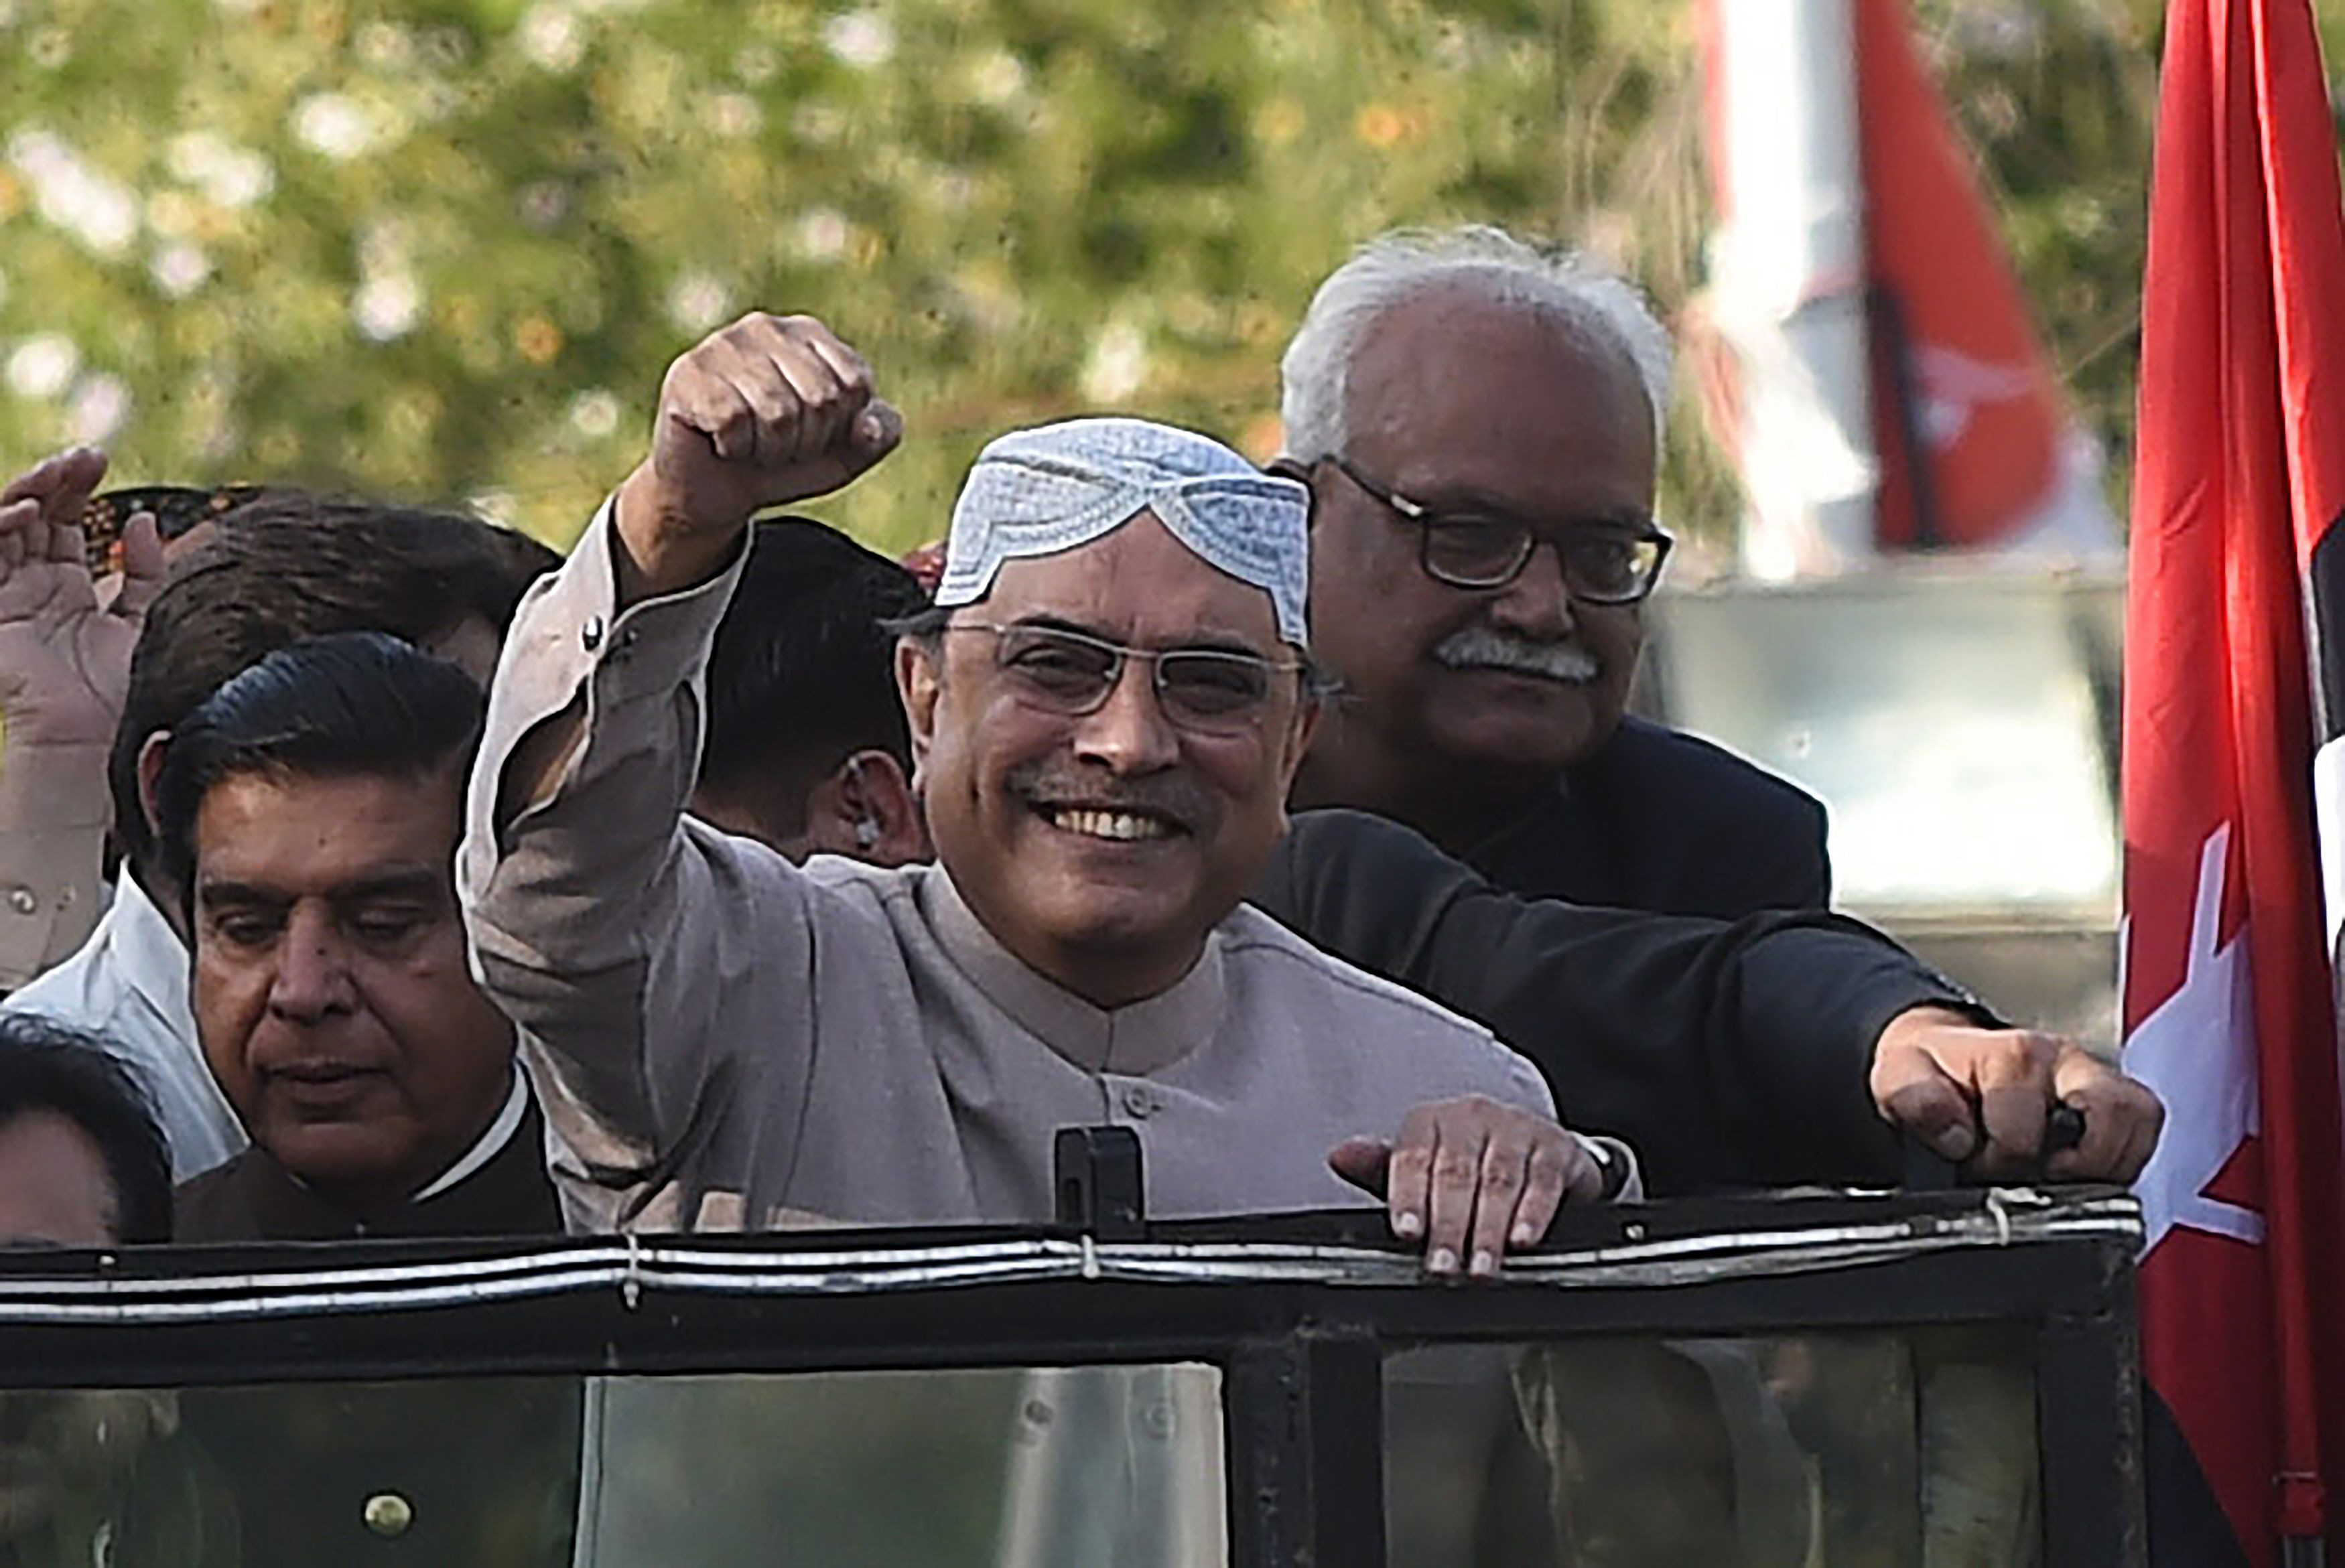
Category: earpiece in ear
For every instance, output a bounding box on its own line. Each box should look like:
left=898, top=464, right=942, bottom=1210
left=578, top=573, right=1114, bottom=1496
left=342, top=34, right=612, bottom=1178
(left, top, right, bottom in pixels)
left=845, top=753, right=885, bottom=853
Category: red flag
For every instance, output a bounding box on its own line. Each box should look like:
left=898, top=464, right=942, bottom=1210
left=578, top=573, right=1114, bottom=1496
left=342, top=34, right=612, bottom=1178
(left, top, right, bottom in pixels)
left=2120, top=1, right=2345, bottom=1561
left=1848, top=0, right=2066, bottom=551
left=1691, top=0, right=2118, bottom=563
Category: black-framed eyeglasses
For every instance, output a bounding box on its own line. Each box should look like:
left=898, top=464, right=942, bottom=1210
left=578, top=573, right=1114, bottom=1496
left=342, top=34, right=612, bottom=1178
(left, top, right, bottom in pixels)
left=1302, top=456, right=1672, bottom=603
left=946, top=621, right=1303, bottom=733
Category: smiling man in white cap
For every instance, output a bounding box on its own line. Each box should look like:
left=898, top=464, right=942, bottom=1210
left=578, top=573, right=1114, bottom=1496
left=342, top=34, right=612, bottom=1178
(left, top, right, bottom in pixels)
left=460, top=312, right=1625, bottom=1271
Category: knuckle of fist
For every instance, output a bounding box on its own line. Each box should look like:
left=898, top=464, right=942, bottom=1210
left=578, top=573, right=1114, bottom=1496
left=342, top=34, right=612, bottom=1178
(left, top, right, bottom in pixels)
left=1432, top=1152, right=1478, bottom=1185
left=1479, top=1161, right=1524, bottom=1194
left=1886, top=1078, right=1951, bottom=1117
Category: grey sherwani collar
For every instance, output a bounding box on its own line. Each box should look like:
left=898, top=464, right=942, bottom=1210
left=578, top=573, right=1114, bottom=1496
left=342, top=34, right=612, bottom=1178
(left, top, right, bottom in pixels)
left=923, top=867, right=1225, bottom=1076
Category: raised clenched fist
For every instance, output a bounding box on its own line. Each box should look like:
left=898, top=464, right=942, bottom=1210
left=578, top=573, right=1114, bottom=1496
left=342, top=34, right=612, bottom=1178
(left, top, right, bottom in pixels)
left=614, top=313, right=903, bottom=597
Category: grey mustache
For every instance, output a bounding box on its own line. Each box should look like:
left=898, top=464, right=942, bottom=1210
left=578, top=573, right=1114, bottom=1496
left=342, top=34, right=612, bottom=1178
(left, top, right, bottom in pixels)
left=1005, top=761, right=1216, bottom=832
left=1431, top=626, right=1601, bottom=683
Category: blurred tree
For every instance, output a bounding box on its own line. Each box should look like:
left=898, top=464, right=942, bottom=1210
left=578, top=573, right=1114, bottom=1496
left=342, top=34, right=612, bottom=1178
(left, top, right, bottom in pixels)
left=0, top=0, right=2279, bottom=553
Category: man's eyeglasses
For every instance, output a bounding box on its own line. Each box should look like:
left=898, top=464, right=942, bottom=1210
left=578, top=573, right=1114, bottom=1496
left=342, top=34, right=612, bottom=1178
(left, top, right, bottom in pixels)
left=1304, top=456, right=1672, bottom=603
left=946, top=622, right=1303, bottom=733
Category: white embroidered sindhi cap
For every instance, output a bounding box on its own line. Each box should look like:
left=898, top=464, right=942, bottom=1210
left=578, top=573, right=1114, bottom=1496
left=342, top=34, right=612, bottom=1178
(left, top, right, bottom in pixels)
left=936, top=417, right=1311, bottom=648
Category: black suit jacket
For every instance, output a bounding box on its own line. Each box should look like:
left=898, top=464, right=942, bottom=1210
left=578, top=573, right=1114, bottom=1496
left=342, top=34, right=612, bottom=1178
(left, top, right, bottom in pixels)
left=1467, top=716, right=1832, bottom=918
left=166, top=1095, right=578, bottom=1566
left=172, top=1092, right=561, bottom=1242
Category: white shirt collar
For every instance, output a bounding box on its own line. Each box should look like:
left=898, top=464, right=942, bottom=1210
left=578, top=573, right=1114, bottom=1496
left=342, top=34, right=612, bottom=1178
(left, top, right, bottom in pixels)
left=411, top=1068, right=529, bottom=1203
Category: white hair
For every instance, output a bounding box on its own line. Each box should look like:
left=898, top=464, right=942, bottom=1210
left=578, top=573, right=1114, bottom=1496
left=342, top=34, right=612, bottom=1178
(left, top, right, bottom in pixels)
left=1278, top=225, right=1672, bottom=462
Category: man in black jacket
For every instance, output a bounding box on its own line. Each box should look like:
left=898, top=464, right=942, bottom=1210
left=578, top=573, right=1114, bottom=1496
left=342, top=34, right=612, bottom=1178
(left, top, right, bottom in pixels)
left=153, top=632, right=578, bottom=1566
left=1278, top=225, right=1828, bottom=918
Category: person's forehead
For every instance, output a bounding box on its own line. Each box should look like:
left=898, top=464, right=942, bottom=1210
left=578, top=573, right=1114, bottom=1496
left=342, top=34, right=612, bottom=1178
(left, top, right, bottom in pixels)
left=1347, top=289, right=1655, bottom=474
left=0, top=1111, right=116, bottom=1246
left=976, top=511, right=1285, bottom=648
left=195, top=768, right=462, bottom=889
left=1359, top=281, right=1646, bottom=384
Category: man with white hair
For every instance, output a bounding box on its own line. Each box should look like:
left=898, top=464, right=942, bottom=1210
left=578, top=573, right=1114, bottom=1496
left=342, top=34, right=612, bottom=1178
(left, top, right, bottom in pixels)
left=1258, top=231, right=2161, bottom=1190
left=460, top=311, right=1627, bottom=1273
left=1278, top=225, right=1830, bottom=918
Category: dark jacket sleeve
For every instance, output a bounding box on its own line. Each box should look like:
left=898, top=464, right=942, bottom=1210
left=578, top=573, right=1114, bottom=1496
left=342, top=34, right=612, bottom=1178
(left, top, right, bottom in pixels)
left=1252, top=809, right=1981, bottom=1195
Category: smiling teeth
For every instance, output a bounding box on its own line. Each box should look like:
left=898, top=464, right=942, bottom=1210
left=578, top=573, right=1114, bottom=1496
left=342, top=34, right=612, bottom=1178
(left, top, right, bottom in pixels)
left=1051, top=808, right=1169, bottom=841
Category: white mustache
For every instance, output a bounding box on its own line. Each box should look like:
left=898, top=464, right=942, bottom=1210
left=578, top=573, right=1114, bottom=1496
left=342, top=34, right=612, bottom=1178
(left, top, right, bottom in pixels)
left=1432, top=625, right=1602, bottom=684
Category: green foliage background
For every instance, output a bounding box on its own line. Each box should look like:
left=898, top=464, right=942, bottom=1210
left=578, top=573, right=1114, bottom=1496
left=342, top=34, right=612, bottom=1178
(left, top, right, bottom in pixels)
left=1, top=0, right=2338, bottom=553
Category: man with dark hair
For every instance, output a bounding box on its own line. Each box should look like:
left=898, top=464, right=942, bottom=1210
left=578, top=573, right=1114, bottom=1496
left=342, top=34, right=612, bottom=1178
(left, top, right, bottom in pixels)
left=0, top=1012, right=171, bottom=1246
left=143, top=632, right=578, bottom=1565
left=5, top=482, right=555, bottom=1184
left=691, top=516, right=929, bottom=864
left=112, top=495, right=556, bottom=880
left=155, top=632, right=552, bottom=1238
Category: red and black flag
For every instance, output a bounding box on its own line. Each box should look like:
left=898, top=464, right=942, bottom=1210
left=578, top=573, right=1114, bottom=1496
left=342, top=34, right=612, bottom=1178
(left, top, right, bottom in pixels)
left=2119, top=0, right=2345, bottom=1562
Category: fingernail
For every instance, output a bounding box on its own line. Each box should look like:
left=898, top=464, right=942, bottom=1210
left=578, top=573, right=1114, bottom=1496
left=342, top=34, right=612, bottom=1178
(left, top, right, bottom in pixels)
left=1428, top=1248, right=1458, bottom=1275
left=1510, top=1224, right=1536, bottom=1246
left=1394, top=1211, right=1423, bottom=1239
left=1470, top=1249, right=1496, bottom=1277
